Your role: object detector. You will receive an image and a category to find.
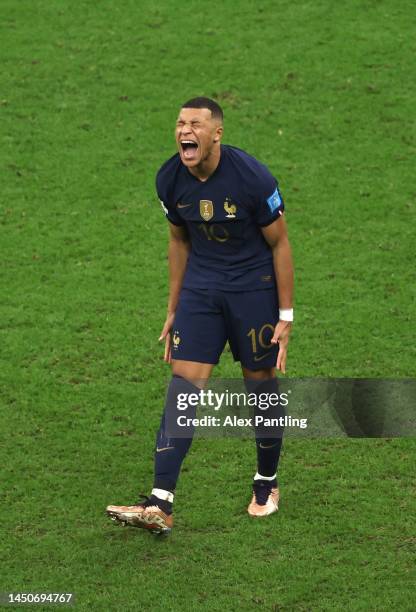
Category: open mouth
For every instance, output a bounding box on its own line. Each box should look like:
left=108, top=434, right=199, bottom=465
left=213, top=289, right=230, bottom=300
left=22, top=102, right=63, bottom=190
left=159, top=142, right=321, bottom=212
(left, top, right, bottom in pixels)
left=180, top=140, right=199, bottom=160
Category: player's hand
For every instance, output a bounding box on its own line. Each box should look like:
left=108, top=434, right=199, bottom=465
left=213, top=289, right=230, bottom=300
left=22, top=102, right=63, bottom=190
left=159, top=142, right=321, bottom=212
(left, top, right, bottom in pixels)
left=159, top=313, right=175, bottom=364
left=271, top=320, right=292, bottom=374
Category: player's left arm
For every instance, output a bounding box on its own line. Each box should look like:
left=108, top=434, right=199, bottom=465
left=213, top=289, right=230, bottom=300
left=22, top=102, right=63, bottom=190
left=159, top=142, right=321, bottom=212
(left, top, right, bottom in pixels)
left=261, top=216, right=294, bottom=373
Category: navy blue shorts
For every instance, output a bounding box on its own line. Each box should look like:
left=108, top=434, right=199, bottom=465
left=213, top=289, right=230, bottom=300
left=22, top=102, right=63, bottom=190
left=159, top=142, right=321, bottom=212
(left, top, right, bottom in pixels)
left=171, top=288, right=279, bottom=370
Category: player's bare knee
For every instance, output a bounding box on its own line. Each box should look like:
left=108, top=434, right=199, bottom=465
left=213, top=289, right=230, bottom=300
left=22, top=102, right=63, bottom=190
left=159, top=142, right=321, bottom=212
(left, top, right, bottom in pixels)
left=171, top=359, right=214, bottom=388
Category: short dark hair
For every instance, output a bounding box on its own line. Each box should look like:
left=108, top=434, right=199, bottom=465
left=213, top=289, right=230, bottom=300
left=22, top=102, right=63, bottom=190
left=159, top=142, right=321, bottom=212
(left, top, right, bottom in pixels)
left=181, top=97, right=223, bottom=121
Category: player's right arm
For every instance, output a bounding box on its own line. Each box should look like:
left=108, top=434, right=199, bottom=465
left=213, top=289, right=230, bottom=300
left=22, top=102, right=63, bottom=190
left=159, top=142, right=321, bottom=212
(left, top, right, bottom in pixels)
left=159, top=222, right=191, bottom=363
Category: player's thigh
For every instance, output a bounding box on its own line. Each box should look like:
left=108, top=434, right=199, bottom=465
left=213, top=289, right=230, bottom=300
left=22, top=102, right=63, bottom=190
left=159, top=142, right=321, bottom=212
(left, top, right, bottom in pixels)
left=171, top=359, right=215, bottom=386
left=170, top=288, right=227, bottom=366
left=225, top=289, right=279, bottom=370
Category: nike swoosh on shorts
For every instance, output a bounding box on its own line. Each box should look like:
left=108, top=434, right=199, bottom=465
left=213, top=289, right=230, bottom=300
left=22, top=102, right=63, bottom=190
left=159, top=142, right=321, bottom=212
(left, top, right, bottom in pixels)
left=254, top=353, right=272, bottom=362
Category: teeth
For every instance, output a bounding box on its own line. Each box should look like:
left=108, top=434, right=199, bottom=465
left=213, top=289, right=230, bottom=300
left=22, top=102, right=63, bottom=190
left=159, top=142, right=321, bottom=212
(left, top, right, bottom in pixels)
left=181, top=140, right=196, bottom=145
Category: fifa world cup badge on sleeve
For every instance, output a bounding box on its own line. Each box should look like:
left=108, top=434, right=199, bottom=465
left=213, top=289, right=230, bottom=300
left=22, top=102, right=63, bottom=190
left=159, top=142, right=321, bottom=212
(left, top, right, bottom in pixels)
left=266, top=188, right=282, bottom=214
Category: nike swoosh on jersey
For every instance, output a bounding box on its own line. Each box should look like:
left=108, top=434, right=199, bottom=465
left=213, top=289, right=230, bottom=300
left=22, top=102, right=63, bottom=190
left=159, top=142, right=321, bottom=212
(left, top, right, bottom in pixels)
left=177, top=203, right=192, bottom=208
left=156, top=446, right=174, bottom=452
left=254, top=352, right=272, bottom=362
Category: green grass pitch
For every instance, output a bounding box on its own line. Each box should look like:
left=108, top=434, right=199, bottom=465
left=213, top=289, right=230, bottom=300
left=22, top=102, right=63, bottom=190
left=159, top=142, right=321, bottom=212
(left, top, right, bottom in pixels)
left=1, top=0, right=415, bottom=610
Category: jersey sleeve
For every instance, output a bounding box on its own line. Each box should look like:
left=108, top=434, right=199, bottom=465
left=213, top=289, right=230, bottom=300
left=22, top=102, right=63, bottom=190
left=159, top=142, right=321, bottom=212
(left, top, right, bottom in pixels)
left=252, top=167, right=285, bottom=227
left=155, top=169, right=184, bottom=226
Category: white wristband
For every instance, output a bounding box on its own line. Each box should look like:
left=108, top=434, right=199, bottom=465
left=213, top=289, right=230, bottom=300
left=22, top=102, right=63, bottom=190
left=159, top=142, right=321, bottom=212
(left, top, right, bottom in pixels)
left=279, top=308, right=293, bottom=322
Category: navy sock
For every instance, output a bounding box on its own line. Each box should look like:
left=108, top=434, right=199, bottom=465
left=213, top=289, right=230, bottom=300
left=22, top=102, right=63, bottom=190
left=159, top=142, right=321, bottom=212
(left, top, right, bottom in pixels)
left=245, top=378, right=284, bottom=479
left=153, top=375, right=199, bottom=495
left=255, top=439, right=282, bottom=479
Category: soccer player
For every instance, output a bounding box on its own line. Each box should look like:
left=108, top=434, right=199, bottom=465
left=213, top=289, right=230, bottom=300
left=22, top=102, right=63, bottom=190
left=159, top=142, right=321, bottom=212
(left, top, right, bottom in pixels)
left=106, top=97, right=294, bottom=534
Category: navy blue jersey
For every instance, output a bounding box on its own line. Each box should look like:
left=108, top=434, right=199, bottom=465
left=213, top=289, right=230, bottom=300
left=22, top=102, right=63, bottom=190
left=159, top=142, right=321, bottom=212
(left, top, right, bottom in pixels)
left=156, top=144, right=285, bottom=292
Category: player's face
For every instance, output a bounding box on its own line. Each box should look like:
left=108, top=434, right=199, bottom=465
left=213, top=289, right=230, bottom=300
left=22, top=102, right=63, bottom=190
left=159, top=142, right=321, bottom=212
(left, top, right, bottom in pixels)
left=175, top=107, right=222, bottom=168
